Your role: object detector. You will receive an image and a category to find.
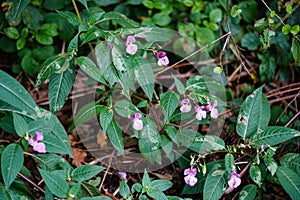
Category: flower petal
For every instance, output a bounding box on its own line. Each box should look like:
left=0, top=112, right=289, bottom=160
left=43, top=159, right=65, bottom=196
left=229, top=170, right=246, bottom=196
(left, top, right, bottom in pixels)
left=180, top=104, right=191, bottom=113
left=126, top=43, right=138, bottom=55
left=33, top=142, right=46, bottom=153
left=211, top=108, right=218, bottom=118
left=133, top=119, right=143, bottom=130
left=184, top=174, right=198, bottom=186
left=125, top=35, right=136, bottom=46
left=35, top=131, right=44, bottom=141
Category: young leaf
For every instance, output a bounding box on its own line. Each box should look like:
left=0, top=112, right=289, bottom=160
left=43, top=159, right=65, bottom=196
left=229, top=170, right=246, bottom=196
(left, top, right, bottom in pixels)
left=238, top=184, right=257, bottom=200
left=71, top=165, right=105, bottom=181
left=76, top=56, right=105, bottom=83
left=1, top=144, right=24, bottom=188
left=99, top=107, right=114, bottom=133
left=236, top=86, right=264, bottom=139
left=276, top=166, right=300, bottom=200
left=107, top=119, right=124, bottom=155
left=160, top=91, right=180, bottom=123
left=134, top=57, right=155, bottom=100
left=13, top=112, right=28, bottom=137
left=49, top=64, right=75, bottom=112
left=280, top=153, right=300, bottom=176
left=142, top=170, right=151, bottom=187
left=0, top=70, right=37, bottom=114
left=38, top=169, right=69, bottom=198
left=120, top=180, right=130, bottom=198
left=250, top=126, right=300, bottom=147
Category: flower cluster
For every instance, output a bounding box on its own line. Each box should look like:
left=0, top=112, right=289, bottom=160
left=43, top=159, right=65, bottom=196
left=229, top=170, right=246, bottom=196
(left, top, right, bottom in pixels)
left=28, top=131, right=46, bottom=153
left=125, top=35, right=138, bottom=55
left=155, top=51, right=169, bottom=66
left=184, top=168, right=198, bottom=186
left=228, top=171, right=241, bottom=189
left=179, top=99, right=219, bottom=120
left=130, top=113, right=143, bottom=130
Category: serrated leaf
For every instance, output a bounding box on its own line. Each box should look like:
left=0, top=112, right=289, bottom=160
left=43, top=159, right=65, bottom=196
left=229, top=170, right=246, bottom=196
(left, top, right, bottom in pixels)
left=276, top=166, right=300, bottom=200
left=43, top=134, right=70, bottom=154
left=238, top=184, right=257, bottom=200
left=160, top=91, right=179, bottom=123
left=101, top=12, right=139, bottom=27
left=291, top=38, right=300, bottom=66
left=49, top=65, right=74, bottom=112
left=0, top=70, right=37, bottom=115
left=189, top=134, right=225, bottom=154
left=139, top=121, right=161, bottom=164
left=250, top=126, right=300, bottom=147
left=120, top=180, right=130, bottom=198
left=1, top=144, right=24, bottom=188
left=35, top=55, right=69, bottom=87
left=147, top=188, right=167, bottom=200
left=56, top=10, right=80, bottom=26
left=100, top=107, right=114, bottom=133
left=27, top=118, right=54, bottom=134
left=13, top=112, right=28, bottom=137
left=236, top=86, right=264, bottom=139
left=203, top=162, right=227, bottom=200
left=71, top=165, right=105, bottom=181
left=107, top=119, right=124, bottom=155
left=39, top=169, right=69, bottom=198
left=114, top=100, right=139, bottom=118
left=77, top=0, right=89, bottom=11
left=81, top=28, right=107, bottom=44
left=134, top=57, right=155, bottom=100
left=142, top=170, right=151, bottom=187
left=81, top=182, right=101, bottom=197
left=149, top=180, right=173, bottom=192
left=6, top=0, right=30, bottom=26
left=76, top=56, right=105, bottom=83
left=37, top=154, right=64, bottom=171
left=280, top=153, right=300, bottom=176
left=124, top=27, right=174, bottom=42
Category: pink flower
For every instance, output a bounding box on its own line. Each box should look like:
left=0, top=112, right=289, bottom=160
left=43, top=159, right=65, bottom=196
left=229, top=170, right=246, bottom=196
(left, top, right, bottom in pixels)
left=126, top=43, right=137, bottom=55
left=28, top=131, right=46, bottom=153
left=180, top=99, right=191, bottom=113
left=118, top=172, right=127, bottom=181
left=184, top=168, right=198, bottom=186
left=155, top=51, right=169, bottom=66
left=204, top=100, right=218, bottom=119
left=228, top=171, right=241, bottom=188
left=131, top=113, right=143, bottom=130
left=194, top=106, right=206, bottom=121
left=125, top=35, right=136, bottom=46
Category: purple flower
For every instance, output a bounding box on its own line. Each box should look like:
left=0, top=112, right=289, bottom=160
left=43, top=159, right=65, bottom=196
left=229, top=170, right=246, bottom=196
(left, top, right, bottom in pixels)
left=125, top=35, right=136, bottom=46
left=155, top=51, right=169, bottom=66
left=131, top=113, right=143, bottom=130
left=180, top=99, right=191, bottom=113
left=204, top=100, right=218, bottom=119
left=28, top=131, right=46, bottom=153
left=194, top=106, right=206, bottom=121
left=118, top=172, right=127, bottom=181
left=126, top=43, right=138, bottom=55
left=228, top=171, right=241, bottom=188
left=184, top=168, right=197, bottom=186
left=108, top=44, right=113, bottom=49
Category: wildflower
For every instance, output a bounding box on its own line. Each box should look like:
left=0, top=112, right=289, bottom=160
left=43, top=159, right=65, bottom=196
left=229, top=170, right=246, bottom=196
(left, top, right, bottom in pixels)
left=131, top=113, right=143, bottom=130
left=184, top=168, right=198, bottom=186
left=180, top=98, right=191, bottom=113
left=118, top=172, right=127, bottom=181
left=125, top=35, right=136, bottom=46
left=28, top=131, right=46, bottom=153
left=125, top=35, right=138, bottom=55
left=194, top=106, right=206, bottom=121
left=155, top=51, right=169, bottom=66
left=228, top=171, right=241, bottom=188
left=204, top=100, right=218, bottom=119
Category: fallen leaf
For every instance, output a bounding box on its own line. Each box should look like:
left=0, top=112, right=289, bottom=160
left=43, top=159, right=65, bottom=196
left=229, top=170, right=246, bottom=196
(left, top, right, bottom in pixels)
left=97, top=129, right=108, bottom=148
left=72, top=147, right=87, bottom=166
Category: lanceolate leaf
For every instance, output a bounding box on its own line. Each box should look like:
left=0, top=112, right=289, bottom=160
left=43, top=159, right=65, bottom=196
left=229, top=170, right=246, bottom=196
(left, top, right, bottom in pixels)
left=101, top=12, right=139, bottom=27
left=276, top=166, right=300, bottom=200
left=107, top=119, right=124, bottom=155
left=99, top=107, right=114, bottom=133
left=189, top=135, right=225, bottom=154
left=280, top=153, right=300, bottom=176
left=160, top=91, right=180, bottom=123
left=134, top=57, right=155, bottom=100
left=258, top=95, right=270, bottom=130
left=114, top=100, right=139, bottom=118
left=291, top=38, right=300, bottom=66
left=238, top=184, right=257, bottom=200
left=124, top=27, right=174, bottom=42
left=0, top=70, right=37, bottom=115
left=6, top=0, right=30, bottom=26
left=13, top=112, right=28, bottom=137
left=49, top=64, right=75, bottom=112
left=236, top=86, right=264, bottom=139
left=71, top=165, right=105, bottom=181
left=1, top=144, right=24, bottom=189
left=250, top=126, right=300, bottom=147
left=76, top=56, right=105, bottom=83
left=35, top=55, right=69, bottom=87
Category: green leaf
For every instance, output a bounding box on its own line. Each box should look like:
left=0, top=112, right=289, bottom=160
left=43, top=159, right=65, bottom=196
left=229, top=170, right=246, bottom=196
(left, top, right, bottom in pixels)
left=134, top=57, right=155, bottom=100
left=142, top=170, right=151, bottom=187
left=225, top=153, right=236, bottom=173
left=149, top=180, right=172, bottom=192
left=107, top=119, right=124, bottom=155
left=250, top=165, right=262, bottom=186
left=13, top=113, right=28, bottom=137
left=280, top=153, right=300, bottom=176
left=71, top=101, right=104, bottom=131
left=43, top=133, right=70, bottom=154
left=49, top=64, right=75, bottom=112
left=258, top=53, right=276, bottom=82
left=165, top=126, right=179, bottom=146
left=254, top=18, right=268, bottom=33
left=77, top=0, right=89, bottom=11
left=291, top=25, right=300, bottom=35
left=238, top=0, right=258, bottom=23
left=291, top=38, right=300, bottom=66
left=100, top=107, right=114, bottom=133
left=0, top=70, right=37, bottom=115
left=38, top=169, right=69, bottom=198
left=101, top=12, right=139, bottom=27
left=147, top=188, right=167, bottom=200
left=81, top=197, right=112, bottom=200
left=236, top=86, right=264, bottom=139
left=276, top=166, right=300, bottom=200
left=209, top=8, right=222, bottom=23
left=114, top=100, right=139, bottom=118
left=153, top=12, right=171, bottom=26
left=241, top=32, right=260, bottom=51
left=71, top=165, right=105, bottom=181
left=16, top=37, right=26, bottom=50
left=6, top=0, right=30, bottom=26
left=231, top=5, right=242, bottom=17
left=195, top=27, right=215, bottom=47
left=172, top=75, right=185, bottom=95
left=81, top=28, right=108, bottom=44
left=76, top=56, right=105, bottom=83
left=250, top=126, right=300, bottom=147
left=282, top=24, right=291, bottom=34
left=81, top=182, right=101, bottom=197
left=286, top=4, right=293, bottom=14
left=1, top=144, right=24, bottom=188
left=264, top=156, right=277, bottom=176
left=160, top=91, right=180, bottom=123
left=238, top=184, right=257, bottom=200
left=189, top=135, right=225, bottom=154
left=56, top=10, right=80, bottom=26
left=43, top=0, right=65, bottom=10
left=28, top=118, right=54, bottom=134
left=203, top=162, right=227, bottom=200
left=139, top=121, right=161, bottom=164
left=124, top=27, right=174, bottom=42
left=35, top=55, right=69, bottom=87
left=36, top=33, right=53, bottom=45
left=120, top=180, right=130, bottom=198
left=4, top=27, right=20, bottom=39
